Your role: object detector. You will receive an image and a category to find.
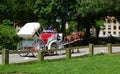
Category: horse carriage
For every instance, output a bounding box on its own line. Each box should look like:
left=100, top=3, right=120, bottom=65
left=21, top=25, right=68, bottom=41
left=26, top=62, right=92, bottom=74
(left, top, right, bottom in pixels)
left=17, top=22, right=63, bottom=57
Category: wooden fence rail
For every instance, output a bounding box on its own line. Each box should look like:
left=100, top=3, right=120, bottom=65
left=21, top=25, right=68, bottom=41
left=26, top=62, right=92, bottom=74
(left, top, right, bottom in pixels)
left=1, top=43, right=118, bottom=65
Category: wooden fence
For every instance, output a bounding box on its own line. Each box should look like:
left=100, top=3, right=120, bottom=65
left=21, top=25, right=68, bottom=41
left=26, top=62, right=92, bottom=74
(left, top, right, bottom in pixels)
left=1, top=43, right=119, bottom=65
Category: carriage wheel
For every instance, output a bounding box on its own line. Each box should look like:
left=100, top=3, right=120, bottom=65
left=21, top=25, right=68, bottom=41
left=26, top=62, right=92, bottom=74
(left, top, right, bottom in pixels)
left=50, top=42, right=57, bottom=54
left=32, top=39, right=46, bottom=57
left=50, top=42, right=64, bottom=55
left=51, top=42, right=57, bottom=49
left=51, top=42, right=65, bottom=55
left=17, top=41, right=29, bottom=57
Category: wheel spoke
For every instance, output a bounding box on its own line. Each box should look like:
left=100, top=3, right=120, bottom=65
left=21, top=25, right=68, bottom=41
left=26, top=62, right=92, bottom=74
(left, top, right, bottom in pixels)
left=17, top=41, right=29, bottom=57
left=32, top=39, right=45, bottom=57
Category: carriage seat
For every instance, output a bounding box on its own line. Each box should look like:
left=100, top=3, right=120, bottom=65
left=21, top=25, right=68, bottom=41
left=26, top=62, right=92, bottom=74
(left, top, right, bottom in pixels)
left=40, top=33, right=54, bottom=44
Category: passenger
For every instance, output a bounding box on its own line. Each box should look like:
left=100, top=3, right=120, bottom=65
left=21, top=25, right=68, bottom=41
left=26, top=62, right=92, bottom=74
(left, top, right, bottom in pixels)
left=53, top=28, right=57, bottom=33
left=47, top=25, right=58, bottom=33
left=47, top=25, right=54, bottom=30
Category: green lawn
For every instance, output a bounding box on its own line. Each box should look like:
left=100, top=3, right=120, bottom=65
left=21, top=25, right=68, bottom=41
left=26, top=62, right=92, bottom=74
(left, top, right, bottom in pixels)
left=0, top=54, right=120, bottom=74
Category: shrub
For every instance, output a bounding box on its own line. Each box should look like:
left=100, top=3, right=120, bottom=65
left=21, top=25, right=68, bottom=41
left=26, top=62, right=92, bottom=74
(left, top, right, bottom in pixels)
left=0, top=25, right=20, bottom=50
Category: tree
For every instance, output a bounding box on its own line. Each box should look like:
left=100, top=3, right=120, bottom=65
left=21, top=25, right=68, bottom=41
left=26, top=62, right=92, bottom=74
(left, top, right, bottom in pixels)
left=12, top=0, right=37, bottom=24
left=34, top=0, right=77, bottom=36
left=0, top=0, right=37, bottom=25
left=70, top=0, right=112, bottom=44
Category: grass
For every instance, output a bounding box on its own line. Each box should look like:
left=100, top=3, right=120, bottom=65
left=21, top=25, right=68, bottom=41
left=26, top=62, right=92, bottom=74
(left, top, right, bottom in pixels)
left=0, top=54, right=120, bottom=74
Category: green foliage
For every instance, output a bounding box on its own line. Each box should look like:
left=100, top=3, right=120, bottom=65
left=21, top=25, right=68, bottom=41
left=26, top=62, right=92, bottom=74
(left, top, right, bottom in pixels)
left=95, top=20, right=104, bottom=28
left=34, top=0, right=77, bottom=34
left=66, top=21, right=77, bottom=35
left=0, top=24, right=19, bottom=50
left=0, top=0, right=120, bottom=46
left=0, top=0, right=37, bottom=23
left=1, top=19, right=13, bottom=26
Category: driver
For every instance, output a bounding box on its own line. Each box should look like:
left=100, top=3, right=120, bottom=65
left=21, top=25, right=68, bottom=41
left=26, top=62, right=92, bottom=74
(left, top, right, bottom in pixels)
left=46, top=25, right=57, bottom=33
left=47, top=25, right=54, bottom=30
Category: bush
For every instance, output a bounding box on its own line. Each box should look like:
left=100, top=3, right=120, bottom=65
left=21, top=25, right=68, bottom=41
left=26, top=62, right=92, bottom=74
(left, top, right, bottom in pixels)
left=2, top=19, right=13, bottom=26
left=0, top=25, right=20, bottom=50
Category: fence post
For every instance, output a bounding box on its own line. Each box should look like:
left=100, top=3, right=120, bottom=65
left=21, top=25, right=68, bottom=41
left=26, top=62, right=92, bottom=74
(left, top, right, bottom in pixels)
left=66, top=48, right=71, bottom=59
left=2, top=49, right=9, bottom=65
left=38, top=50, right=44, bottom=61
left=107, top=43, right=112, bottom=54
left=89, top=44, right=94, bottom=55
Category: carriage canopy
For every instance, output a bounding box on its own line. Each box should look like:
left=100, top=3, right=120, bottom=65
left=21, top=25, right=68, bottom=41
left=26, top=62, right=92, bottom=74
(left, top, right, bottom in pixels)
left=17, top=22, right=40, bottom=38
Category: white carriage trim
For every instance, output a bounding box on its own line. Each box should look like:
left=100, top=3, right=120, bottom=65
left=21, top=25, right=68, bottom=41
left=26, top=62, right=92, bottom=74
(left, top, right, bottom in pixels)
left=17, top=22, right=40, bottom=38
left=47, top=40, right=57, bottom=50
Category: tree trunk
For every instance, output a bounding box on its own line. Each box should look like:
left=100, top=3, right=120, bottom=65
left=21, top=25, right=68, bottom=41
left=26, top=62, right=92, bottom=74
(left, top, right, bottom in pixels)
left=83, top=24, right=90, bottom=45
left=77, top=20, right=81, bottom=31
left=61, top=20, right=66, bottom=38
left=96, top=28, right=100, bottom=39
